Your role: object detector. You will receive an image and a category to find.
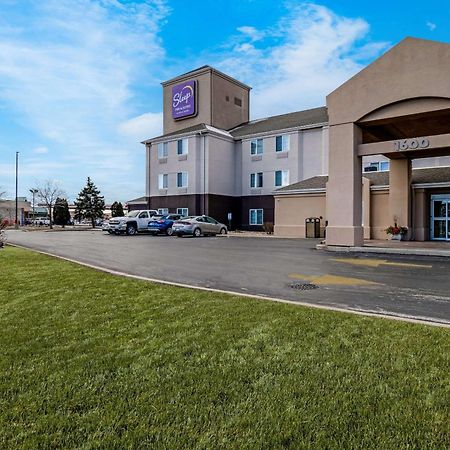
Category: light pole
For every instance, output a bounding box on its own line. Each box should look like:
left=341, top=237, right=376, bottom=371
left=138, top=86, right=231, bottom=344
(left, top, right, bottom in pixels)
left=15, top=151, right=19, bottom=229
left=29, top=188, right=38, bottom=222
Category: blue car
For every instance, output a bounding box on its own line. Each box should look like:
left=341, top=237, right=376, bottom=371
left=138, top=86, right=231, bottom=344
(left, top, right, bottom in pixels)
left=148, top=214, right=183, bottom=236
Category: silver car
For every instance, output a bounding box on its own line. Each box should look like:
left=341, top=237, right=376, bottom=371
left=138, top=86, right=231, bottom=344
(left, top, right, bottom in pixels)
left=172, top=215, right=228, bottom=237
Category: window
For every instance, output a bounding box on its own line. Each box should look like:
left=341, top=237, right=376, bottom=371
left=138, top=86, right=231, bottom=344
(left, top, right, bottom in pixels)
left=158, top=173, right=168, bottom=189
left=177, top=139, right=188, bottom=155
left=157, top=142, right=168, bottom=159
left=234, top=97, right=242, bottom=107
left=177, top=172, right=188, bottom=188
left=275, top=135, right=290, bottom=152
left=138, top=212, right=149, bottom=219
left=275, top=170, right=289, bottom=187
left=250, top=139, right=263, bottom=155
left=250, top=172, right=263, bottom=188
left=380, top=161, right=390, bottom=171
left=363, top=161, right=390, bottom=172
left=176, top=208, right=188, bottom=217
left=158, top=208, right=169, bottom=215
left=249, top=209, right=263, bottom=225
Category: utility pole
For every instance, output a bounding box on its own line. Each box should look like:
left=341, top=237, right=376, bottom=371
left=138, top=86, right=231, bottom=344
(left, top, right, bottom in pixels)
left=15, top=152, right=19, bottom=229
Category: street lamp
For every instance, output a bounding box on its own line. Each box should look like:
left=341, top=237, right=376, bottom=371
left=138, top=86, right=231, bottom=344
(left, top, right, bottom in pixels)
left=29, top=188, right=38, bottom=222
left=15, top=152, right=19, bottom=229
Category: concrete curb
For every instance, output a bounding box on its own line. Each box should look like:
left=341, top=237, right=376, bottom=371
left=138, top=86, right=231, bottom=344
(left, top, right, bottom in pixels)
left=7, top=243, right=450, bottom=329
left=318, top=244, right=450, bottom=258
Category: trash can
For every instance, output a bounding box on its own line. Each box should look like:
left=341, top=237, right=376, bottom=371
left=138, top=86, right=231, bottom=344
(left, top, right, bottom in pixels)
left=305, top=217, right=321, bottom=238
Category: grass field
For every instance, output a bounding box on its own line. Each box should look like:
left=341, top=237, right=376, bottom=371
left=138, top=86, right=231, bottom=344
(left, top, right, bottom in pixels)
left=1, top=246, right=449, bottom=448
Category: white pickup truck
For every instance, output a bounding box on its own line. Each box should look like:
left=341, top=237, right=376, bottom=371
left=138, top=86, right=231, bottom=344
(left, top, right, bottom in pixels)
left=103, top=210, right=158, bottom=236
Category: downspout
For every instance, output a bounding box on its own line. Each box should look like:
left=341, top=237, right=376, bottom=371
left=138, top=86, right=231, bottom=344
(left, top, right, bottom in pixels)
left=198, top=130, right=207, bottom=215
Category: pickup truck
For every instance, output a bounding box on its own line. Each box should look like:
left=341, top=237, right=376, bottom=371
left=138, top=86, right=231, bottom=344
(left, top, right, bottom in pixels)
left=103, top=210, right=158, bottom=236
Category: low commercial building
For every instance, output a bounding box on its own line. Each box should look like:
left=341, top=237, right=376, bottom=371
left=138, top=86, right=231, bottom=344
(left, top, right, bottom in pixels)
left=139, top=37, right=450, bottom=242
left=0, top=197, right=31, bottom=225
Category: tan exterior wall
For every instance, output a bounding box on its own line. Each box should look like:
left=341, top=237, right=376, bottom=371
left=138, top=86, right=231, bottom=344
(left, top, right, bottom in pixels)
left=162, top=69, right=250, bottom=135
left=163, top=71, right=212, bottom=135
left=212, top=73, right=249, bottom=131
left=370, top=190, right=389, bottom=239
left=274, top=193, right=326, bottom=238
left=207, top=135, right=237, bottom=196
left=327, top=38, right=450, bottom=126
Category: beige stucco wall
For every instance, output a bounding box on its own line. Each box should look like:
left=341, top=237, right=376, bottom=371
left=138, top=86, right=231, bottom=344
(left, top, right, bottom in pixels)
left=327, top=38, right=450, bottom=126
left=274, top=193, right=326, bottom=238
left=162, top=69, right=250, bottom=135
left=163, top=71, right=212, bottom=135
left=207, top=135, right=238, bottom=196
left=370, top=190, right=389, bottom=239
left=212, top=73, right=249, bottom=131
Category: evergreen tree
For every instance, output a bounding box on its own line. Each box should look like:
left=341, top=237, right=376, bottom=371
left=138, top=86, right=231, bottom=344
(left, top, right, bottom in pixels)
left=111, top=201, right=125, bottom=217
left=74, top=177, right=105, bottom=227
left=53, top=198, right=71, bottom=227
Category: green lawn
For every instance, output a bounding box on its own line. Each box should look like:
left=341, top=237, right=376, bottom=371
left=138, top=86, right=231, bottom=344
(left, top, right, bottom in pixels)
left=0, top=246, right=449, bottom=449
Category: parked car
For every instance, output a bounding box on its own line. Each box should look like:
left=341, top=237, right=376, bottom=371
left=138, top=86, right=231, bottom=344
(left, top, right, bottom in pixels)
left=148, top=214, right=183, bottom=236
left=33, top=217, right=50, bottom=226
left=103, top=210, right=158, bottom=235
left=172, top=215, right=228, bottom=237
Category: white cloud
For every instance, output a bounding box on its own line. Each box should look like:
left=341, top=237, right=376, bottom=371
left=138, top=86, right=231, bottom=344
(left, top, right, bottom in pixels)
left=237, top=26, right=264, bottom=42
left=0, top=0, right=169, bottom=201
left=32, top=146, right=49, bottom=154
left=118, top=112, right=163, bottom=142
left=217, top=4, right=390, bottom=118
left=426, top=21, right=437, bottom=31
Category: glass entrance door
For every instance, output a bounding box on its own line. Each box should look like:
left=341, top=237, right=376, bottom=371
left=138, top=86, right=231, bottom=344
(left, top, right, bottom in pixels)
left=431, top=196, right=450, bottom=241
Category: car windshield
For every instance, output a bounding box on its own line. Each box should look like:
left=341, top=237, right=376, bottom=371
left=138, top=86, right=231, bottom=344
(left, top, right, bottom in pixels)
left=126, top=211, right=140, bottom=218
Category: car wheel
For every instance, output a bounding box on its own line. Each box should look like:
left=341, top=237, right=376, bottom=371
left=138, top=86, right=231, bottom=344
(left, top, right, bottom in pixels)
left=176, top=233, right=183, bottom=238
left=151, top=231, right=158, bottom=236
left=220, top=228, right=227, bottom=235
left=107, top=230, right=113, bottom=234
left=126, top=224, right=137, bottom=236
left=193, top=228, right=201, bottom=237
left=166, top=227, right=174, bottom=236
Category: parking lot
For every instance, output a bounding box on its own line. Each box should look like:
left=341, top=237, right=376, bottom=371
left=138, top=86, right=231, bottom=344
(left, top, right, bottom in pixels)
left=7, top=229, right=450, bottom=325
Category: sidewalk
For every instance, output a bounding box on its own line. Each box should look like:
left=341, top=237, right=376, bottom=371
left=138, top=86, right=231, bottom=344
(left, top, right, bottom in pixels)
left=319, top=239, right=450, bottom=257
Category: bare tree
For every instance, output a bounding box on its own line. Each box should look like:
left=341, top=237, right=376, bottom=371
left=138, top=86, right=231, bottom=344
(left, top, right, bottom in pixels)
left=0, top=187, right=6, bottom=199
left=37, top=180, right=65, bottom=229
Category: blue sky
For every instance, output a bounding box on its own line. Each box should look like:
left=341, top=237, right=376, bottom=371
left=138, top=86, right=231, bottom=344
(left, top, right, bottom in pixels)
left=0, top=0, right=448, bottom=203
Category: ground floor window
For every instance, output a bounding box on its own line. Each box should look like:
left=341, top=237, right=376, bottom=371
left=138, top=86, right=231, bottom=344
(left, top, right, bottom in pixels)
left=177, top=207, right=188, bottom=217
left=249, top=209, right=263, bottom=225
left=158, top=208, right=169, bottom=215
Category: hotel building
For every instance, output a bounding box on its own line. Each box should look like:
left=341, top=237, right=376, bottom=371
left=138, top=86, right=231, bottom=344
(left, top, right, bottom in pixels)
left=136, top=37, right=450, bottom=243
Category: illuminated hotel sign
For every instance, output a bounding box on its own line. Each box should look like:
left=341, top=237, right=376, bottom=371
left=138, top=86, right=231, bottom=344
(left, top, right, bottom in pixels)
left=172, top=80, right=197, bottom=120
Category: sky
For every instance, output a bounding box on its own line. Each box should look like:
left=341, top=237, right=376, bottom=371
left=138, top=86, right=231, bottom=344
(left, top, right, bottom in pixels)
left=0, top=0, right=448, bottom=203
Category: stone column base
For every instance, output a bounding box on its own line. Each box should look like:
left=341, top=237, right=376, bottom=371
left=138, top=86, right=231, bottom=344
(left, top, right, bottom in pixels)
left=326, top=226, right=364, bottom=247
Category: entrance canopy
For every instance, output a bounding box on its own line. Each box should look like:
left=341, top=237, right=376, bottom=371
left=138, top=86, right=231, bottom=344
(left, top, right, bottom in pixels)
left=326, top=37, right=450, bottom=246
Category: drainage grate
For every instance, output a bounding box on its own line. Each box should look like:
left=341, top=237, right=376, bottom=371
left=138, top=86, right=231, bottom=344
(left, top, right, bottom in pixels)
left=290, top=282, right=319, bottom=290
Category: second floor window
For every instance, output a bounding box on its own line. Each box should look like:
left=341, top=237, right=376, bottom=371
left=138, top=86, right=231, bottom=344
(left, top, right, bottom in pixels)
left=275, top=170, right=289, bottom=187
left=157, top=142, right=168, bottom=159
left=250, top=172, right=263, bottom=188
left=158, top=173, right=168, bottom=189
left=177, top=172, right=188, bottom=188
left=250, top=139, right=263, bottom=155
left=275, top=135, right=290, bottom=152
left=177, top=139, right=188, bottom=155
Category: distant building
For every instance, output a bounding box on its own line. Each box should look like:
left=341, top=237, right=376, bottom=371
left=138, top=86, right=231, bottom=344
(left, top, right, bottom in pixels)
left=0, top=197, right=31, bottom=225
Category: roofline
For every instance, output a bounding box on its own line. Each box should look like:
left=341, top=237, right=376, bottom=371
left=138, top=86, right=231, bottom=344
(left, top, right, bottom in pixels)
left=234, top=122, right=328, bottom=140
left=142, top=124, right=234, bottom=145
left=161, top=65, right=252, bottom=91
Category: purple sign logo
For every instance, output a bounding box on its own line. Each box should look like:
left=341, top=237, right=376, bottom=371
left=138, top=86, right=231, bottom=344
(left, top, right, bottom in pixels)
left=172, top=80, right=197, bottom=119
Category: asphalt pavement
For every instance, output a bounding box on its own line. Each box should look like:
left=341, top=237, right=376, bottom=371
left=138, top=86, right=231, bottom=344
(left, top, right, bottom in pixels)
left=6, top=229, right=450, bottom=325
